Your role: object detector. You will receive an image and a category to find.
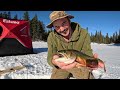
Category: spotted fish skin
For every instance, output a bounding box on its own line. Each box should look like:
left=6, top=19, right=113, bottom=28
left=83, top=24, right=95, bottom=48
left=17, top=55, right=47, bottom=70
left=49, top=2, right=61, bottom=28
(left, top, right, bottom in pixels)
left=55, top=49, right=106, bottom=72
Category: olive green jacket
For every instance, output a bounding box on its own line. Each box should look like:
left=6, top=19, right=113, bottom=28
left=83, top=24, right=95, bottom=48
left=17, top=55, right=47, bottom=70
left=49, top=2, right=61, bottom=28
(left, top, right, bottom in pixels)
left=47, top=22, right=93, bottom=68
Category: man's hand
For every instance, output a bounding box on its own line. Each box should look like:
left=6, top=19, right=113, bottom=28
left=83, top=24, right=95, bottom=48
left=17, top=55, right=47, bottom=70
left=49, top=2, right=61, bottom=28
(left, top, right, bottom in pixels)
left=60, top=62, right=77, bottom=70
left=52, top=55, right=77, bottom=70
left=93, top=53, right=98, bottom=58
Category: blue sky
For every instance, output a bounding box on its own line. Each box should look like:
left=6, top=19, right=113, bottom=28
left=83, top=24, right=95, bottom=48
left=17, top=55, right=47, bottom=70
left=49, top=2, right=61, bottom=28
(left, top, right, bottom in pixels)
left=0, top=11, right=120, bottom=36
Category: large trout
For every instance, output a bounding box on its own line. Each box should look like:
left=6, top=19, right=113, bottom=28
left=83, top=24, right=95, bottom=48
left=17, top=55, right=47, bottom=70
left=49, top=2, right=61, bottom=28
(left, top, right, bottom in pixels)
left=54, top=49, right=106, bottom=72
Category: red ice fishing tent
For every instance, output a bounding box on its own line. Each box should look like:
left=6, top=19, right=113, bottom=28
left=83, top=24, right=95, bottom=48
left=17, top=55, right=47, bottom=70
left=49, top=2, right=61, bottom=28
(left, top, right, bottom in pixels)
left=0, top=18, right=33, bottom=56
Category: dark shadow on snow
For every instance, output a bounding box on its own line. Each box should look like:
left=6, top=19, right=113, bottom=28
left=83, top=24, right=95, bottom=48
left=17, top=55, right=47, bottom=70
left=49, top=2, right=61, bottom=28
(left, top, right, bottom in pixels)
left=0, top=48, right=48, bottom=57
left=107, top=43, right=120, bottom=46
left=33, top=48, right=48, bottom=54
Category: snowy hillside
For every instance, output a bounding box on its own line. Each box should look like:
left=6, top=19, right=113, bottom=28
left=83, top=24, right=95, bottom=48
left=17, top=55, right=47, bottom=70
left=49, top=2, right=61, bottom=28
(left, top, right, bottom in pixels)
left=0, top=41, right=120, bottom=79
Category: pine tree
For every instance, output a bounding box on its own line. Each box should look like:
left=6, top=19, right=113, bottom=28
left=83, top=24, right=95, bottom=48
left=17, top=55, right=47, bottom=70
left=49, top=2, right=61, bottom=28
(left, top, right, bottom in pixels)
left=103, top=36, right=105, bottom=44
left=13, top=14, right=18, bottom=19
left=115, top=31, right=118, bottom=41
left=99, top=30, right=103, bottom=43
left=95, top=30, right=99, bottom=43
left=90, top=32, right=93, bottom=42
left=23, top=11, right=30, bottom=21
left=44, top=29, right=53, bottom=41
left=7, top=11, right=11, bottom=19
left=0, top=13, right=2, bottom=18
left=37, top=21, right=46, bottom=40
left=109, top=36, right=113, bottom=43
left=115, top=30, right=120, bottom=43
left=86, top=27, right=88, bottom=32
left=30, top=14, right=39, bottom=41
left=3, top=12, right=7, bottom=19
left=30, top=20, right=33, bottom=38
left=105, top=33, right=110, bottom=44
left=118, top=30, right=120, bottom=43
left=112, top=33, right=115, bottom=43
left=97, top=31, right=100, bottom=43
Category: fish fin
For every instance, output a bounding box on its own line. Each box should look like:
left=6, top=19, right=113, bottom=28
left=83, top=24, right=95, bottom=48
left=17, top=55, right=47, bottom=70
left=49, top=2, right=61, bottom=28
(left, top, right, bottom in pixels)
left=76, top=63, right=86, bottom=68
left=86, top=59, right=98, bottom=68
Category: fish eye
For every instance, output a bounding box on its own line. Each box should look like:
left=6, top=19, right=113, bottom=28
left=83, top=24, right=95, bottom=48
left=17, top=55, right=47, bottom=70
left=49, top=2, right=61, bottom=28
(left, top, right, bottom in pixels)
left=58, top=54, right=63, bottom=58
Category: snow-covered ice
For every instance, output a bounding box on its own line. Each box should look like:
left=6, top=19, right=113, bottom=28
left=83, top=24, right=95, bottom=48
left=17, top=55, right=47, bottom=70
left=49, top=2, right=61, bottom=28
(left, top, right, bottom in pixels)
left=91, top=43, right=120, bottom=79
left=0, top=41, right=120, bottom=79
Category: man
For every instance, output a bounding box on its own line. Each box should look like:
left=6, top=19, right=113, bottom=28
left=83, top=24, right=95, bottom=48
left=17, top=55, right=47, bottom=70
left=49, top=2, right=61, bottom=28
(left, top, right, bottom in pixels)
left=47, top=11, right=99, bottom=79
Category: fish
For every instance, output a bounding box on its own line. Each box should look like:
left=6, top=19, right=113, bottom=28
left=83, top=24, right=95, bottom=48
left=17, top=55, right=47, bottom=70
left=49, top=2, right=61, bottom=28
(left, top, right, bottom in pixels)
left=54, top=49, right=106, bottom=73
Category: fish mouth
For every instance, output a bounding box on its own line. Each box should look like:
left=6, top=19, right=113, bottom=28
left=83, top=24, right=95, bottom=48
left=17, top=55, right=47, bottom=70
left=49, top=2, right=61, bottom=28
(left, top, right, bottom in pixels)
left=55, top=53, right=76, bottom=64
left=58, top=53, right=69, bottom=59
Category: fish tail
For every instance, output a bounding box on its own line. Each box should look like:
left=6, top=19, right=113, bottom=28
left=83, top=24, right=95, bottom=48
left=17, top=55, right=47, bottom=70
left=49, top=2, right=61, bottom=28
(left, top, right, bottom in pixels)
left=99, top=59, right=106, bottom=72
left=104, top=63, right=106, bottom=72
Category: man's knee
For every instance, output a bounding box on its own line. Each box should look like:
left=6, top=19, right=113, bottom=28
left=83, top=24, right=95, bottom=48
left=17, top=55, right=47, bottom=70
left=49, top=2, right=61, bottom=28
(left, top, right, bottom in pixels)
left=67, top=67, right=95, bottom=79
left=50, top=68, right=70, bottom=79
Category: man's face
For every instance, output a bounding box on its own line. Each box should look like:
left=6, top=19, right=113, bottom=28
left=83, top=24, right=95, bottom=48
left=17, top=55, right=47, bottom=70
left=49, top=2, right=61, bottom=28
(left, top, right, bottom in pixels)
left=53, top=18, right=71, bottom=37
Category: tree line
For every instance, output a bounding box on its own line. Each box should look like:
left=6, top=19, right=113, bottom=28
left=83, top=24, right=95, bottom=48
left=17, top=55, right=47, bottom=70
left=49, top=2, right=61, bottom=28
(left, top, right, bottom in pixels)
left=90, top=30, right=120, bottom=44
left=0, top=11, right=120, bottom=44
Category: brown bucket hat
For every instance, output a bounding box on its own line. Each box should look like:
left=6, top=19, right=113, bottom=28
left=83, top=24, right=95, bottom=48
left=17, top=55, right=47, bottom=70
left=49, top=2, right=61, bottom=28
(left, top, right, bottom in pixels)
left=47, top=11, right=74, bottom=28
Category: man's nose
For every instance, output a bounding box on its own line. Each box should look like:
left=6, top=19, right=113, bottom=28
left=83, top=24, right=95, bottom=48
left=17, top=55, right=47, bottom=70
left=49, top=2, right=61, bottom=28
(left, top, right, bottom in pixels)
left=59, top=26, right=65, bottom=31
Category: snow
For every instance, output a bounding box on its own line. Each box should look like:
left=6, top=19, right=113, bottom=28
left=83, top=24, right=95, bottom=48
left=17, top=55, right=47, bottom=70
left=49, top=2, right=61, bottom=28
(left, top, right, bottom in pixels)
left=0, top=41, right=120, bottom=79
left=91, top=43, right=120, bottom=79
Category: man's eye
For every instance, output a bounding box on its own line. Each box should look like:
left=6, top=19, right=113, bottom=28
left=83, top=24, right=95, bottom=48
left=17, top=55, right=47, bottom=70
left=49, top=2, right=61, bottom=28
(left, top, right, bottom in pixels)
left=62, top=21, right=66, bottom=26
left=55, top=26, right=60, bottom=29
